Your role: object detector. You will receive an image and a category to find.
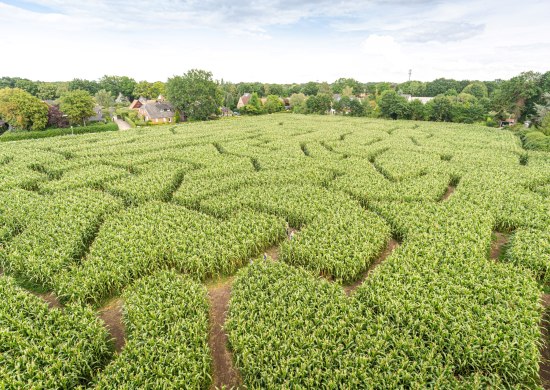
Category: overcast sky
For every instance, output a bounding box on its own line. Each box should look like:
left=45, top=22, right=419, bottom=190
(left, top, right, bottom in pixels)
left=1, top=0, right=549, bottom=84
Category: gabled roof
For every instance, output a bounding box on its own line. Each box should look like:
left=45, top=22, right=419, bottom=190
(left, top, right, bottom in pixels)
left=239, top=93, right=251, bottom=106
left=129, top=100, right=143, bottom=109
left=140, top=101, right=175, bottom=119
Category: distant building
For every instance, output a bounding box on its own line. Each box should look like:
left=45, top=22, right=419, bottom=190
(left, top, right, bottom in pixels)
left=129, top=96, right=148, bottom=110
left=402, top=94, right=434, bottom=104
left=237, top=93, right=252, bottom=108
left=499, top=118, right=516, bottom=127
left=138, top=101, right=176, bottom=124
left=88, top=105, right=104, bottom=123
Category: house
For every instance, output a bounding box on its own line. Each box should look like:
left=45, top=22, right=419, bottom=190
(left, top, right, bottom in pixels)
left=129, top=96, right=148, bottom=110
left=499, top=118, right=516, bottom=127
left=237, top=93, right=252, bottom=108
left=138, top=101, right=176, bottom=124
left=402, top=94, right=434, bottom=104
left=88, top=105, right=104, bottom=123
left=283, top=98, right=291, bottom=110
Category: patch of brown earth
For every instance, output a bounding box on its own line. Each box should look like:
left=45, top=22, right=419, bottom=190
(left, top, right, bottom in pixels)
left=344, top=239, right=400, bottom=295
left=208, top=282, right=241, bottom=390
left=35, top=292, right=63, bottom=309
left=490, top=232, right=509, bottom=260
left=440, top=185, right=455, bottom=201
left=540, top=297, right=550, bottom=389
left=98, top=298, right=126, bottom=353
left=265, top=246, right=280, bottom=261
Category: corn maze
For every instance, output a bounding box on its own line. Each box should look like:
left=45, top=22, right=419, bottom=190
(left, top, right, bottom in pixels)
left=0, top=115, right=549, bottom=388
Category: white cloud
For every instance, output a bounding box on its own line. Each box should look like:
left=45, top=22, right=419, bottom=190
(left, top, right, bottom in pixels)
left=0, top=0, right=548, bottom=83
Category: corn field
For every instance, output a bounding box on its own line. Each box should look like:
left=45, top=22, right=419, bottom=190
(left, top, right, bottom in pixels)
left=0, top=115, right=549, bottom=388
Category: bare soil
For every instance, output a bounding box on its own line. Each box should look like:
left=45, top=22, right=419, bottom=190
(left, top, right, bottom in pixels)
left=265, top=246, right=280, bottom=261
left=35, top=292, right=63, bottom=309
left=344, top=239, right=400, bottom=295
left=207, top=281, right=242, bottom=390
left=490, top=232, right=508, bottom=260
left=440, top=185, right=455, bottom=201
left=540, top=296, right=550, bottom=389
left=98, top=298, right=126, bottom=353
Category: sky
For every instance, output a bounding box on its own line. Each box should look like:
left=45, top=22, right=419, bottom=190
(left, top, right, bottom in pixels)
left=0, top=0, right=549, bottom=84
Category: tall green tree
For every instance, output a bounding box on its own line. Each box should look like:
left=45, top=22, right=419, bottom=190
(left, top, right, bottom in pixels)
left=408, top=99, right=426, bottom=120
left=332, top=78, right=363, bottom=95
left=240, top=92, right=263, bottom=115
left=133, top=81, right=166, bottom=99
left=165, top=69, right=222, bottom=121
left=302, top=82, right=320, bottom=96
left=13, top=78, right=39, bottom=96
left=94, top=89, right=115, bottom=108
left=426, top=95, right=453, bottom=122
left=378, top=90, right=408, bottom=119
left=305, top=94, right=332, bottom=114
left=289, top=93, right=307, bottom=114
left=59, top=90, right=95, bottom=126
left=461, top=82, right=488, bottom=99
left=450, top=93, right=485, bottom=123
left=0, top=88, right=48, bottom=131
left=37, top=83, right=59, bottom=100
left=99, top=76, right=137, bottom=100
left=68, top=78, right=100, bottom=95
left=264, top=95, right=284, bottom=113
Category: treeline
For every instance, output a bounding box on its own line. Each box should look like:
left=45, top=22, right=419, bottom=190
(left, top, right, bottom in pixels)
left=0, top=76, right=165, bottom=102
left=223, top=71, right=550, bottom=124
left=2, top=71, right=550, bottom=142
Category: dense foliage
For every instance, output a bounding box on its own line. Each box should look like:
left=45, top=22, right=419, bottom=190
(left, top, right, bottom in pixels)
left=0, top=87, right=48, bottom=130
left=95, top=271, right=211, bottom=388
left=166, top=69, right=222, bottom=121
left=0, top=276, right=111, bottom=388
left=0, top=115, right=548, bottom=388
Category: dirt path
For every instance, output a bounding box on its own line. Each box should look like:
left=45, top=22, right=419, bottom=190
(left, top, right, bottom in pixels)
left=440, top=185, right=455, bottom=201
left=35, top=292, right=63, bottom=309
left=207, top=281, right=241, bottom=390
left=344, top=239, right=400, bottom=295
left=540, top=295, right=550, bottom=389
left=114, top=118, right=131, bottom=131
left=98, top=298, right=126, bottom=353
left=490, top=232, right=509, bottom=260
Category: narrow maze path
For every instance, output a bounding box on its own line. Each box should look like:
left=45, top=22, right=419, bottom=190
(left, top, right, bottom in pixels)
left=98, top=298, right=126, bottom=353
left=34, top=291, right=63, bottom=309
left=207, top=280, right=241, bottom=390
left=344, top=238, right=400, bottom=296
left=487, top=232, right=550, bottom=388
left=440, top=185, right=455, bottom=201
left=490, top=232, right=509, bottom=260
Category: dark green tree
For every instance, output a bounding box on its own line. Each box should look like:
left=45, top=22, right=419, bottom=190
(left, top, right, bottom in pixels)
left=305, top=94, right=332, bottom=114
left=378, top=90, right=408, bottom=119
left=302, top=82, right=320, bottom=96
left=426, top=95, right=453, bottom=122
left=461, top=82, right=488, bottom=99
left=332, top=78, right=364, bottom=95
left=68, top=78, right=100, bottom=95
left=99, top=76, right=137, bottom=100
left=14, top=78, right=39, bottom=96
left=37, top=83, right=60, bottom=100
left=408, top=99, right=426, bottom=120
left=0, top=88, right=48, bottom=130
left=59, top=90, right=96, bottom=126
left=264, top=95, right=284, bottom=113
left=166, top=69, right=222, bottom=121
left=94, top=89, right=115, bottom=108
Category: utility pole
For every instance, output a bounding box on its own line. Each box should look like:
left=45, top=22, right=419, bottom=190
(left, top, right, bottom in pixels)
left=408, top=69, right=412, bottom=82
